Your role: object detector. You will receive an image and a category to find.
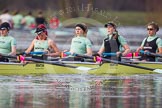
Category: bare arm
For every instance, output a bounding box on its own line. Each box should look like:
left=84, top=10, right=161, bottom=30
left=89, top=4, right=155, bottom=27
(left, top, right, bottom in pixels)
left=158, top=47, right=162, bottom=54
left=25, top=39, right=35, bottom=54
left=9, top=46, right=16, bottom=56
left=97, top=47, right=105, bottom=56
left=86, top=47, right=92, bottom=56
left=136, top=46, right=144, bottom=52
left=122, top=44, right=131, bottom=56
left=47, top=39, right=60, bottom=57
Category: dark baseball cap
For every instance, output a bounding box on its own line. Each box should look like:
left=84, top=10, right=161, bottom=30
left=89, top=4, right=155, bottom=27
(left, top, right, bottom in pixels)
left=0, top=22, right=10, bottom=30
left=35, top=28, right=46, bottom=34
left=104, top=22, right=116, bottom=28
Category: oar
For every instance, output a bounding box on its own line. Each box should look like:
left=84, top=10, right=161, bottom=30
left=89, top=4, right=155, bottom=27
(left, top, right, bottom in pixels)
left=63, top=52, right=140, bottom=58
left=140, top=50, right=162, bottom=58
left=74, top=53, right=162, bottom=73
left=102, top=53, right=117, bottom=56
left=18, top=51, right=48, bottom=55
left=29, top=51, right=48, bottom=55
left=103, top=52, right=139, bottom=57
left=0, top=54, right=93, bottom=71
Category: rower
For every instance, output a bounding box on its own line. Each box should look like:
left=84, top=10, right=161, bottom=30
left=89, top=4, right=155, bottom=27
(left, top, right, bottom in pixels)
left=94, top=22, right=130, bottom=61
left=136, top=22, right=162, bottom=62
left=0, top=22, right=16, bottom=62
left=25, top=24, right=60, bottom=60
left=62, top=23, right=93, bottom=61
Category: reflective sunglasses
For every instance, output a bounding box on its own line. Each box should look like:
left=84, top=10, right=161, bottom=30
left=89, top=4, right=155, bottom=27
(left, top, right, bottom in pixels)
left=36, top=31, right=44, bottom=35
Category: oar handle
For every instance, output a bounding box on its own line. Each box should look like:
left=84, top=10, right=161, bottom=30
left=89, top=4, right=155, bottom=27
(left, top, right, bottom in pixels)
left=102, top=52, right=139, bottom=57
left=60, top=52, right=71, bottom=58
left=139, top=50, right=150, bottom=55
left=102, top=53, right=116, bottom=56
left=125, top=52, right=139, bottom=57
left=20, top=51, right=48, bottom=55
left=30, top=51, right=48, bottom=55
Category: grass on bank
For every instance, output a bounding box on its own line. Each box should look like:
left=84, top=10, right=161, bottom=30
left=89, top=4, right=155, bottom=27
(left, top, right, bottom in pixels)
left=85, top=11, right=162, bottom=26
left=57, top=11, right=162, bottom=26
left=1, top=10, right=162, bottom=26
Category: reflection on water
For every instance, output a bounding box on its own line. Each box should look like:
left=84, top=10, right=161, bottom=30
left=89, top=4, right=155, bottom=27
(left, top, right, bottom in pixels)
left=0, top=74, right=162, bottom=108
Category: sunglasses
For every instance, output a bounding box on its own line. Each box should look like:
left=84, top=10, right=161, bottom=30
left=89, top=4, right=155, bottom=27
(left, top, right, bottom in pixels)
left=36, top=31, right=44, bottom=35
left=147, top=28, right=154, bottom=31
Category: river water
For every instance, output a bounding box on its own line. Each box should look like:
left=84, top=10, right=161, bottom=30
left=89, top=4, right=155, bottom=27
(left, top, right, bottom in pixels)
left=0, top=74, right=162, bottom=108
left=0, top=27, right=162, bottom=107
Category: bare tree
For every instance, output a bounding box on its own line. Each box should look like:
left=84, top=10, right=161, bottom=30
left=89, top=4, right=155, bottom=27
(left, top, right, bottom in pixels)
left=58, top=0, right=78, bottom=18
left=145, top=0, right=162, bottom=24
left=84, top=0, right=94, bottom=18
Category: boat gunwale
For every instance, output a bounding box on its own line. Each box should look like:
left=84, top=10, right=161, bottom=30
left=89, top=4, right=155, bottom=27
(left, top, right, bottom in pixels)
left=1, top=60, right=162, bottom=65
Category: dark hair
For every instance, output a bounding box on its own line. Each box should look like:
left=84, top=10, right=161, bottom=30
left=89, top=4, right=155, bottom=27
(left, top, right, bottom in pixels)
left=38, top=10, right=43, bottom=14
left=75, top=23, right=87, bottom=32
left=28, top=11, right=32, bottom=15
left=3, top=9, right=9, bottom=13
left=147, top=22, right=159, bottom=32
left=13, top=10, right=20, bottom=15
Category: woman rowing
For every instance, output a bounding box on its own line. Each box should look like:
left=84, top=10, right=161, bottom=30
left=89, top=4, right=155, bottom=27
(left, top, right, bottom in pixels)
left=95, top=22, right=130, bottom=61
left=70, top=23, right=92, bottom=55
left=63, top=23, right=93, bottom=61
left=0, top=22, right=16, bottom=62
left=25, top=24, right=60, bottom=59
left=136, top=22, right=162, bottom=61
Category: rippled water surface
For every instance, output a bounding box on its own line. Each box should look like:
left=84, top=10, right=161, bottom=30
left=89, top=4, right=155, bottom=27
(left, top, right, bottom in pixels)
left=1, top=74, right=162, bottom=108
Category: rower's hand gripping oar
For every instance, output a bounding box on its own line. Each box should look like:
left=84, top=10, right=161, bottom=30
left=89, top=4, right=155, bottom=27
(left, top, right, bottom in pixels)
left=0, top=54, right=92, bottom=71
left=73, top=53, right=162, bottom=73
left=60, top=52, right=71, bottom=58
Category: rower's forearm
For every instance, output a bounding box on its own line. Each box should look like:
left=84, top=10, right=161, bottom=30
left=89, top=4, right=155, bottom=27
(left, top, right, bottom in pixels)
left=48, top=52, right=61, bottom=57
left=122, top=49, right=131, bottom=56
left=9, top=51, right=16, bottom=56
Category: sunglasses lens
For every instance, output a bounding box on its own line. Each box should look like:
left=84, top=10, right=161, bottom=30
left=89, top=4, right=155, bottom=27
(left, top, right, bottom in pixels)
left=147, top=28, right=154, bottom=31
left=37, top=31, right=43, bottom=35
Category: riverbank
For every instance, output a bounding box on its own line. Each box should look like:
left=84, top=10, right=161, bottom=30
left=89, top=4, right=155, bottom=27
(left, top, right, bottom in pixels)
left=4, top=10, right=161, bottom=27
left=58, top=11, right=162, bottom=26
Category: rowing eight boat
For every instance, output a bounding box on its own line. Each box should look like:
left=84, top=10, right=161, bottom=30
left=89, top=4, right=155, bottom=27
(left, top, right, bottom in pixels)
left=0, top=60, right=162, bottom=76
